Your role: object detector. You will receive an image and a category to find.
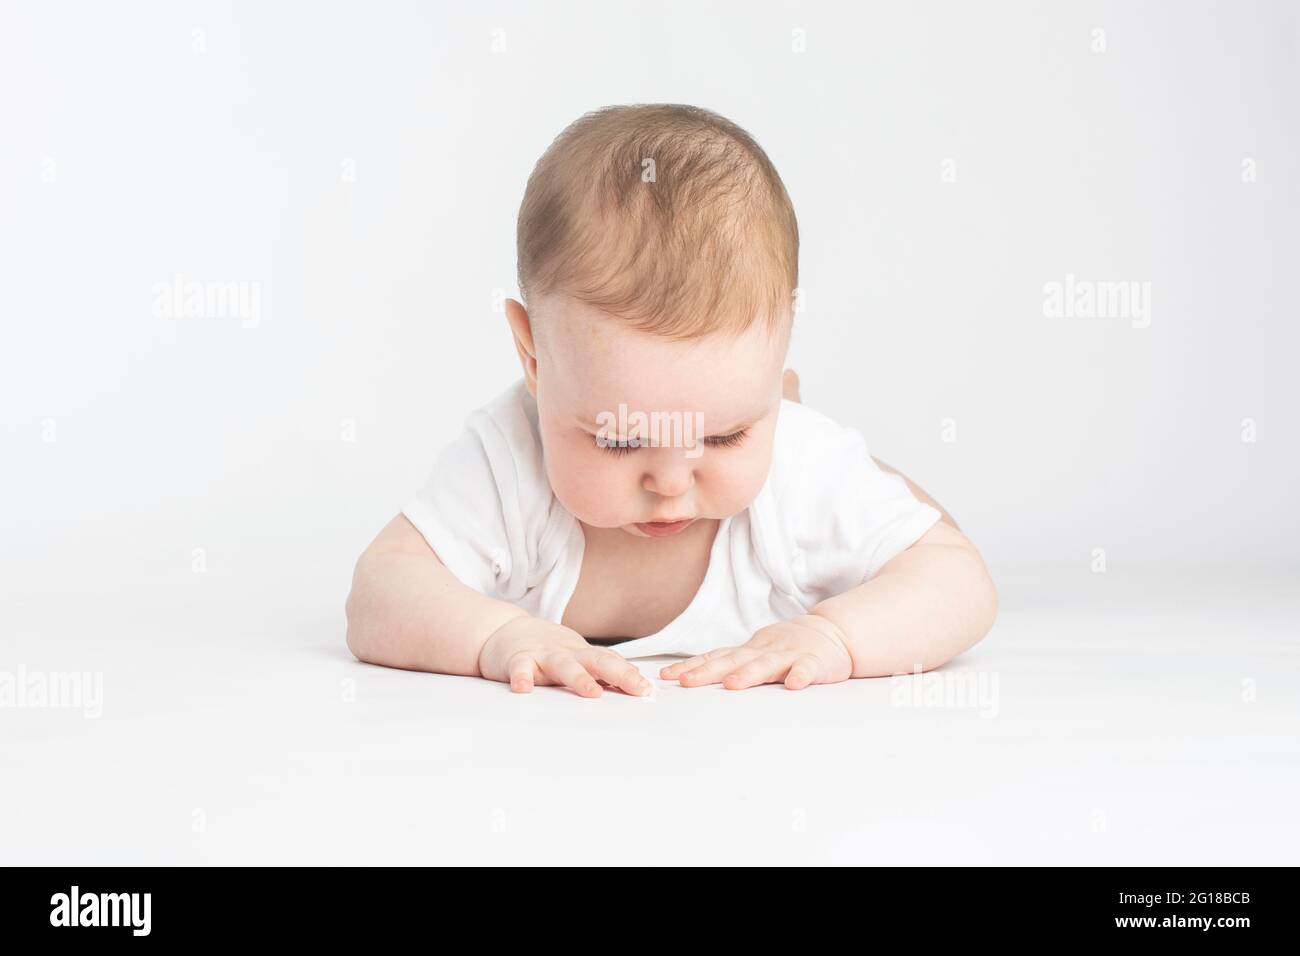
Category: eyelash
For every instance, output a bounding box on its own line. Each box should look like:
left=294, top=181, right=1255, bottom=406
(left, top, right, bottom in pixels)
left=596, top=429, right=749, bottom=456
left=706, top=429, right=749, bottom=449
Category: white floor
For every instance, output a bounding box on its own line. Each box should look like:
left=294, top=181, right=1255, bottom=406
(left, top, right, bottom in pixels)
left=2, top=565, right=1296, bottom=865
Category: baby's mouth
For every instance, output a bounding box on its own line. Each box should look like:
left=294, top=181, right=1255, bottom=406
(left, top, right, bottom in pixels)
left=635, top=518, right=695, bottom=538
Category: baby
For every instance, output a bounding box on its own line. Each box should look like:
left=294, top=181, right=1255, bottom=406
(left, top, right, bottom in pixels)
left=345, top=104, right=997, bottom=697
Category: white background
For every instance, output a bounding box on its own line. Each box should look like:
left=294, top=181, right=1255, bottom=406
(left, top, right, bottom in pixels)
left=2, top=1, right=1297, bottom=865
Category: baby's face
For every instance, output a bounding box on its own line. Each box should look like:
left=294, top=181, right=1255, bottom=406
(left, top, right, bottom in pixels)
left=527, top=296, right=789, bottom=538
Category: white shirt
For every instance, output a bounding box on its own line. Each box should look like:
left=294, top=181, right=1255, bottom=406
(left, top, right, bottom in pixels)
left=403, top=379, right=941, bottom=659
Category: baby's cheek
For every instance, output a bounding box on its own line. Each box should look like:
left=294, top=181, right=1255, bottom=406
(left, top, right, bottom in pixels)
left=546, top=452, right=627, bottom=526
left=702, top=448, right=770, bottom=514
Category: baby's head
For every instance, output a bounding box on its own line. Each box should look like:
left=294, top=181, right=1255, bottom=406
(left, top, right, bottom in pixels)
left=505, top=104, right=799, bottom=538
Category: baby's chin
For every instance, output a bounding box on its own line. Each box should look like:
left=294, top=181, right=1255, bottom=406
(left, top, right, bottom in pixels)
left=620, top=520, right=690, bottom=538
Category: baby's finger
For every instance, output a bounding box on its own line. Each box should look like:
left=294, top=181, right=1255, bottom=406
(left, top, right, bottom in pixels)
left=677, top=649, right=756, bottom=687
left=784, top=654, right=820, bottom=690
left=580, top=650, right=653, bottom=697
left=507, top=653, right=537, bottom=693
left=660, top=654, right=707, bottom=679
left=538, top=652, right=603, bottom=698
left=722, top=651, right=791, bottom=690
left=661, top=647, right=739, bottom=679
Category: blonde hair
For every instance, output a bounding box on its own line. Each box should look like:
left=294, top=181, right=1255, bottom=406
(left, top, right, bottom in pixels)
left=516, top=104, right=799, bottom=340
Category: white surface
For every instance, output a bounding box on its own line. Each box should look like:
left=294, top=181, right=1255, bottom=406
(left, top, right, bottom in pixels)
left=3, top=565, right=1296, bottom=865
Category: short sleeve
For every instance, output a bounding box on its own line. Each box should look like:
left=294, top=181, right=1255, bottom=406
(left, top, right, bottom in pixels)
left=402, top=421, right=516, bottom=598
left=769, top=401, right=942, bottom=605
left=401, top=382, right=555, bottom=601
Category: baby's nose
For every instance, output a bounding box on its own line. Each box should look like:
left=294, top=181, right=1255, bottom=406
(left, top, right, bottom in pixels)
left=641, top=458, right=695, bottom=498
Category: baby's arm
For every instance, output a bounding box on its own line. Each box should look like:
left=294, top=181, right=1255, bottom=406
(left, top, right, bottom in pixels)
left=871, top=457, right=958, bottom=529
left=345, top=515, right=651, bottom=697
left=809, top=519, right=996, bottom=677
left=661, top=518, right=996, bottom=689
left=345, top=514, right=526, bottom=676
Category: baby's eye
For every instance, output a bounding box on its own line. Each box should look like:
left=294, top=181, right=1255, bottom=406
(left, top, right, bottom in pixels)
left=596, top=436, right=643, bottom=456
left=703, top=428, right=749, bottom=449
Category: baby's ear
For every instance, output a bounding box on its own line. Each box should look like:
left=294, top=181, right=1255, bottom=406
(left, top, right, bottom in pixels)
left=504, top=298, right=538, bottom=395
left=782, top=368, right=802, bottom=403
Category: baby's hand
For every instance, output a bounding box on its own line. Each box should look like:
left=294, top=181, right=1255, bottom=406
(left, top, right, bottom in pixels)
left=660, top=615, right=853, bottom=690
left=478, top=616, right=653, bottom=698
